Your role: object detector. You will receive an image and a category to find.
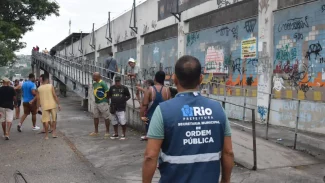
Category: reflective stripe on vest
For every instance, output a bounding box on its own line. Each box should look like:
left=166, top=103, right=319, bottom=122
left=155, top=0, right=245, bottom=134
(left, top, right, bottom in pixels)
left=160, top=151, right=221, bottom=164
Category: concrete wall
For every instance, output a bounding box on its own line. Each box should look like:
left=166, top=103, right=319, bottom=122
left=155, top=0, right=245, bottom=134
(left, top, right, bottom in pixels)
left=50, top=0, right=325, bottom=135
left=270, top=99, right=325, bottom=134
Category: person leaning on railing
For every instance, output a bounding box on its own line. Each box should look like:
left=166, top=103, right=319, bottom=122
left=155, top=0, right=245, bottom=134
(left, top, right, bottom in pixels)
left=127, top=58, right=141, bottom=106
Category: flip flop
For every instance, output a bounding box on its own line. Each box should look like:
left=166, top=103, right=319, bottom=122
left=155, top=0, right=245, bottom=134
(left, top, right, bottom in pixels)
left=52, top=136, right=58, bottom=138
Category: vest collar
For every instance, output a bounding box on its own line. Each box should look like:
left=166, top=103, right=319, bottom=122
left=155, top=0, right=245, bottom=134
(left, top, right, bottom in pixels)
left=176, top=91, right=201, bottom=97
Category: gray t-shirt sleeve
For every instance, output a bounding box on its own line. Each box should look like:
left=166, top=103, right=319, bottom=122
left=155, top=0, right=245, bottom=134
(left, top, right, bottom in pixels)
left=147, top=106, right=164, bottom=139
left=133, top=65, right=139, bottom=74
left=223, top=107, right=232, bottom=136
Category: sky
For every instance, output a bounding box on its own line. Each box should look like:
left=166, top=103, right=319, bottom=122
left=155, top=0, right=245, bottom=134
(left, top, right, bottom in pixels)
left=18, top=0, right=144, bottom=55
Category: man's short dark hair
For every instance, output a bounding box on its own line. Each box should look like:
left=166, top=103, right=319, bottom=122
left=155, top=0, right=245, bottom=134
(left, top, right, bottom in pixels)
left=29, top=73, right=35, bottom=79
left=175, top=55, right=202, bottom=89
left=109, top=52, right=113, bottom=56
left=155, top=71, right=165, bottom=85
left=146, top=79, right=154, bottom=86
left=41, top=74, right=49, bottom=81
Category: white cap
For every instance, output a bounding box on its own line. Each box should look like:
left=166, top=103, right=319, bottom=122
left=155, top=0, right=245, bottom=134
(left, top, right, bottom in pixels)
left=128, top=58, right=135, bottom=63
left=2, top=77, right=10, bottom=82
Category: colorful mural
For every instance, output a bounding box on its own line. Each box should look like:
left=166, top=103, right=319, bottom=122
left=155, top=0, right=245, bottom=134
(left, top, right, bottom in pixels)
left=273, top=0, right=325, bottom=101
left=186, top=17, right=259, bottom=96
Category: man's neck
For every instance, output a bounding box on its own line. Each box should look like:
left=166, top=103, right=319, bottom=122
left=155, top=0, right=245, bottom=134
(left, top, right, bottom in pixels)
left=176, top=86, right=198, bottom=93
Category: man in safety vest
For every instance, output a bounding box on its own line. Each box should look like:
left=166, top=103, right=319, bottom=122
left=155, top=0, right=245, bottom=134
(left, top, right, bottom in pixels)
left=142, top=55, right=234, bottom=183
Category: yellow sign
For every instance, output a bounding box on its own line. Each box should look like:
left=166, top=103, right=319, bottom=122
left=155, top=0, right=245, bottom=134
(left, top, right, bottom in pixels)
left=241, top=38, right=257, bottom=59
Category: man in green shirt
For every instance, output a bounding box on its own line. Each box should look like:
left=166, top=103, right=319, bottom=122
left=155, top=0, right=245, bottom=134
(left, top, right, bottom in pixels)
left=90, top=72, right=110, bottom=137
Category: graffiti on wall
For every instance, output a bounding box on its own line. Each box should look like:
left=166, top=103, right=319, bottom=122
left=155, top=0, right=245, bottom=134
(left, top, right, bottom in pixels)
left=273, top=1, right=325, bottom=101
left=141, top=38, right=178, bottom=85
left=186, top=17, right=258, bottom=96
left=276, top=100, right=325, bottom=131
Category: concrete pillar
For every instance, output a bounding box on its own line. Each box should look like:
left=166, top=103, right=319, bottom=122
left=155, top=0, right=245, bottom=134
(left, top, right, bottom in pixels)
left=36, top=64, right=41, bottom=79
left=178, top=21, right=189, bottom=58
left=136, top=35, right=144, bottom=68
left=31, top=63, right=35, bottom=75
left=257, top=0, right=278, bottom=123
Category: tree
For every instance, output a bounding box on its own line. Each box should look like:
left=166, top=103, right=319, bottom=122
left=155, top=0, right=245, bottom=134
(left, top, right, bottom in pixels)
left=0, top=0, right=59, bottom=66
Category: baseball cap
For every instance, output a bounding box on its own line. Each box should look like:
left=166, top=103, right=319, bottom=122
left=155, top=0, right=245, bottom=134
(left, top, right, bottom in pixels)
left=115, top=76, right=121, bottom=81
left=128, top=58, right=135, bottom=63
left=2, top=77, right=10, bottom=82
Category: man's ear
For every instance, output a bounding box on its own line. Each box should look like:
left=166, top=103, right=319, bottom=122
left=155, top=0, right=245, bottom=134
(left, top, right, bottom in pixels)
left=172, top=74, right=178, bottom=86
left=199, top=74, right=203, bottom=85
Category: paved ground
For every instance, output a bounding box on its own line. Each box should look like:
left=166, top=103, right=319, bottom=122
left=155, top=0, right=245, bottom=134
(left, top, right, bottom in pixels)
left=0, top=93, right=324, bottom=183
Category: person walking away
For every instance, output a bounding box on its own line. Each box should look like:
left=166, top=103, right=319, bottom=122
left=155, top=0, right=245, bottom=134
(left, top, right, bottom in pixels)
left=37, top=74, right=52, bottom=134
left=142, top=56, right=234, bottom=183
left=14, top=80, right=22, bottom=119
left=18, top=73, right=40, bottom=132
left=37, top=75, right=61, bottom=140
left=105, top=52, right=118, bottom=81
left=127, top=58, right=141, bottom=105
left=0, top=78, right=17, bottom=140
left=140, top=72, right=171, bottom=141
left=91, top=72, right=111, bottom=137
left=108, top=76, right=131, bottom=140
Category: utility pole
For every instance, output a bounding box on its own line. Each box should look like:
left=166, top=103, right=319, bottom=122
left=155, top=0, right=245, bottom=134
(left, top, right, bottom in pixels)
left=69, top=19, right=71, bottom=35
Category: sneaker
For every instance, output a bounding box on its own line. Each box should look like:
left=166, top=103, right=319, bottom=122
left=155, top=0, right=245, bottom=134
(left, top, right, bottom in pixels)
left=32, top=126, right=40, bottom=131
left=140, top=136, right=148, bottom=141
left=120, top=135, right=126, bottom=140
left=110, top=134, right=119, bottom=140
left=17, top=125, right=22, bottom=132
left=89, top=132, right=99, bottom=136
left=104, top=133, right=110, bottom=138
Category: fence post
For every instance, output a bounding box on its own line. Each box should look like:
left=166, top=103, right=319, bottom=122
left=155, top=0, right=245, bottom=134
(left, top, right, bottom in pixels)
left=223, top=83, right=226, bottom=104
left=251, top=108, right=257, bottom=170
left=130, top=78, right=135, bottom=109
left=265, top=93, right=272, bottom=140
left=293, top=99, right=301, bottom=150
left=242, top=88, right=247, bottom=123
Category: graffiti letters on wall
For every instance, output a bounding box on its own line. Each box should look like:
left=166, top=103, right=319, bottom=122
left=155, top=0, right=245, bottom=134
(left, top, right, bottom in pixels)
left=186, top=17, right=258, bottom=96
left=141, top=38, right=178, bottom=85
left=273, top=1, right=325, bottom=101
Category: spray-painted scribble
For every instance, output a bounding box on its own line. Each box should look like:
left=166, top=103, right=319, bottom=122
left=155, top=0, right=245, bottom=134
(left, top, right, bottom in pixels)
left=278, top=16, right=309, bottom=32
left=293, top=33, right=303, bottom=41
left=216, top=26, right=238, bottom=39
left=186, top=32, right=200, bottom=46
left=143, top=23, right=149, bottom=35
left=258, top=105, right=268, bottom=122
left=244, top=19, right=257, bottom=33
left=217, top=0, right=231, bottom=8
left=259, top=0, right=269, bottom=13
left=305, top=41, right=322, bottom=60
left=151, top=20, right=157, bottom=29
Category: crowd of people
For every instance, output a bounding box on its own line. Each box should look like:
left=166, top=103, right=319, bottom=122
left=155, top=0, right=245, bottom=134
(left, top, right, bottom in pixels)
left=0, top=52, right=234, bottom=182
left=96, top=54, right=234, bottom=182
left=0, top=73, right=61, bottom=140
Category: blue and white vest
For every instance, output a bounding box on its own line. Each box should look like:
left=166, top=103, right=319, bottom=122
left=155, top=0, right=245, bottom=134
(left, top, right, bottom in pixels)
left=158, top=92, right=226, bottom=183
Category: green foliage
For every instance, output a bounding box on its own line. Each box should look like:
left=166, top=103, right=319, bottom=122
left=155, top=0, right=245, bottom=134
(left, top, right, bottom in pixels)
left=0, top=0, right=60, bottom=66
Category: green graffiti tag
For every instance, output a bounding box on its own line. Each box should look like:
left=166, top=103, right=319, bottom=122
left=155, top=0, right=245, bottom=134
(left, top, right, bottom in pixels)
left=276, top=45, right=297, bottom=61
left=186, top=32, right=200, bottom=47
